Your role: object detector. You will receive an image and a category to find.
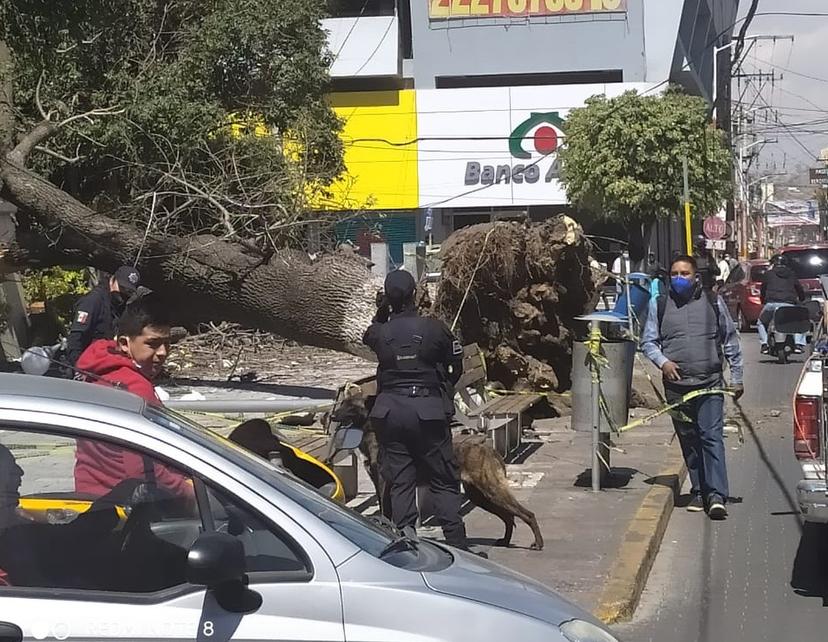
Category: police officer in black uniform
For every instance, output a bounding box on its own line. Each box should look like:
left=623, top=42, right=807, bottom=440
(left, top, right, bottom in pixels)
left=363, top=270, right=471, bottom=550
left=66, top=266, right=141, bottom=367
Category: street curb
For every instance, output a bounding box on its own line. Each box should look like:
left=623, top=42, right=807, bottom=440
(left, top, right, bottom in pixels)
left=594, top=446, right=687, bottom=625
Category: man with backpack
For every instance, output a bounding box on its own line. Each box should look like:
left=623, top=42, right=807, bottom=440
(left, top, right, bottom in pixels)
left=641, top=255, right=744, bottom=520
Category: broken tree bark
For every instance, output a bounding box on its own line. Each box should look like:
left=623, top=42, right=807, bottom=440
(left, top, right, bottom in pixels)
left=1, top=150, right=382, bottom=357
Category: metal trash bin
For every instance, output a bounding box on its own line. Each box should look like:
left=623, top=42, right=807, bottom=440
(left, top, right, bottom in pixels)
left=571, top=339, right=636, bottom=433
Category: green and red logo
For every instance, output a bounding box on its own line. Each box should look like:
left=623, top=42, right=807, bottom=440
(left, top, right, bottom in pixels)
left=508, top=112, right=565, bottom=160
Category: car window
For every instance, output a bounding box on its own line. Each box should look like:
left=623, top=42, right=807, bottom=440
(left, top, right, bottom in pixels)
left=750, top=265, right=768, bottom=282
left=205, top=486, right=310, bottom=577
left=782, top=249, right=828, bottom=279
left=0, top=427, right=199, bottom=594
left=145, top=407, right=397, bottom=557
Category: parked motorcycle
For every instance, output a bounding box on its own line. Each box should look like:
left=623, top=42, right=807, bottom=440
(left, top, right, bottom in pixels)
left=765, top=305, right=812, bottom=364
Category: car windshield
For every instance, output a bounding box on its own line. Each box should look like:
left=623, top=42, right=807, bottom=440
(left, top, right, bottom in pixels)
left=143, top=406, right=396, bottom=557
left=750, top=265, right=768, bottom=282
left=782, top=249, right=828, bottom=280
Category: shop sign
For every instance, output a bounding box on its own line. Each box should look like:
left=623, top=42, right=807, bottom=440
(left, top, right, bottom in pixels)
left=464, top=112, right=565, bottom=187
left=428, top=0, right=627, bottom=20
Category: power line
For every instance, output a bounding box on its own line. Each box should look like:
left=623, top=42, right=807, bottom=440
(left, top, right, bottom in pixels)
left=754, top=92, right=821, bottom=162
left=752, top=56, right=828, bottom=85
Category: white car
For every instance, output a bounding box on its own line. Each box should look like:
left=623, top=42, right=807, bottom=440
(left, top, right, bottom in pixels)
left=794, top=361, right=828, bottom=522
left=0, top=374, right=620, bottom=642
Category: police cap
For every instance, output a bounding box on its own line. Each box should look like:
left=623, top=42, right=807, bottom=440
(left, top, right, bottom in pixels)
left=384, top=269, right=416, bottom=307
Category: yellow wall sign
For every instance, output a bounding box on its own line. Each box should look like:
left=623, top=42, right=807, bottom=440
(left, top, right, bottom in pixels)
left=313, top=90, right=419, bottom=211
left=428, top=0, right=626, bottom=19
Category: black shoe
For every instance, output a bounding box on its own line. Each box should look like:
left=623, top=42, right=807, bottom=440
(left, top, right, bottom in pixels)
left=794, top=346, right=805, bottom=354
left=760, top=345, right=769, bottom=355
left=686, top=493, right=705, bottom=513
left=707, top=495, right=728, bottom=520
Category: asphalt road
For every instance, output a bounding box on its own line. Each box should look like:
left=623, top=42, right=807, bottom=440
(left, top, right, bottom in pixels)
left=617, top=339, right=828, bottom=642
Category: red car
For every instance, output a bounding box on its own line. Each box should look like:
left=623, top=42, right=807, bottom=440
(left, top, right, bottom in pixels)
left=720, top=259, right=769, bottom=331
left=721, top=246, right=828, bottom=332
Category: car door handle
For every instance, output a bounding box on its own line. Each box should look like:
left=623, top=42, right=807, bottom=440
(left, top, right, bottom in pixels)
left=0, top=622, right=22, bottom=642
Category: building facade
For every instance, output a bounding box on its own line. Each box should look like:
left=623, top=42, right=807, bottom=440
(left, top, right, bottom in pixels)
left=320, top=0, right=739, bottom=264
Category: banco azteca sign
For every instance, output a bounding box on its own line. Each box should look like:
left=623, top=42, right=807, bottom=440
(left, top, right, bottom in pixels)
left=464, top=112, right=565, bottom=186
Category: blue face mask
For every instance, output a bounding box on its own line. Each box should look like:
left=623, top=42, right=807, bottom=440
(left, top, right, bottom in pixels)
left=670, top=276, right=695, bottom=297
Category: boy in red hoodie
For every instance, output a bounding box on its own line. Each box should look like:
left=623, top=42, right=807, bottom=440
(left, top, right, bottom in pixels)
left=74, top=292, right=193, bottom=497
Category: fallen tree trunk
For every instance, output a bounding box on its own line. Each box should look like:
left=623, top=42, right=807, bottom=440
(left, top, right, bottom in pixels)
left=432, top=218, right=601, bottom=392
left=0, top=158, right=382, bottom=358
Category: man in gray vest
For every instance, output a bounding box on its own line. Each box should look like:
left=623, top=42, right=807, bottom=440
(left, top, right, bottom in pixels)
left=641, top=255, right=744, bottom=520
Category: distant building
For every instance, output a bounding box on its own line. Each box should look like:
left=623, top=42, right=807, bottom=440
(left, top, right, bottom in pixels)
left=319, top=1, right=740, bottom=267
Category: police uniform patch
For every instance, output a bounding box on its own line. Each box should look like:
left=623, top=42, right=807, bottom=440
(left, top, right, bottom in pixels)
left=452, top=340, right=463, bottom=356
left=76, top=310, right=90, bottom=325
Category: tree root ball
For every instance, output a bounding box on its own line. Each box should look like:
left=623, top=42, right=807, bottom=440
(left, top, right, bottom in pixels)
left=434, top=216, right=597, bottom=393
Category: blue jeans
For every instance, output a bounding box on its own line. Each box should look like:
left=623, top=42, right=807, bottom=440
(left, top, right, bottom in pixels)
left=666, top=385, right=729, bottom=501
left=757, top=302, right=806, bottom=347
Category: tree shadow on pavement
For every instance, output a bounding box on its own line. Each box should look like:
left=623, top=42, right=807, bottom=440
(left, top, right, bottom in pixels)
left=791, top=522, right=828, bottom=606
left=736, top=401, right=803, bottom=535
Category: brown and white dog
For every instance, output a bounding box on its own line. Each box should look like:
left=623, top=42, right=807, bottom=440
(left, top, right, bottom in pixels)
left=331, top=388, right=544, bottom=551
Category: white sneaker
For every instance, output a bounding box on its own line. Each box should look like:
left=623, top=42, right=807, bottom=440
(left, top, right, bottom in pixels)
left=707, top=496, right=728, bottom=520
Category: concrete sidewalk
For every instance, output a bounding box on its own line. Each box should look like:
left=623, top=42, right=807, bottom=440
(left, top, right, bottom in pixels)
left=367, top=414, right=687, bottom=621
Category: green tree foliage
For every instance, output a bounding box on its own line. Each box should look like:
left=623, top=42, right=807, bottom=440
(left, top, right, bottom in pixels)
left=0, top=0, right=343, bottom=247
left=558, top=89, right=732, bottom=222
left=22, top=267, right=88, bottom=326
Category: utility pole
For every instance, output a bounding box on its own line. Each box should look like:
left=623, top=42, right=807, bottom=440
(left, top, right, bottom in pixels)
left=717, top=34, right=793, bottom=259
left=683, top=157, right=692, bottom=254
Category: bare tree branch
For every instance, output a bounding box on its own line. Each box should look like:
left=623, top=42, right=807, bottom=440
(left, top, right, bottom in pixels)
left=35, top=145, right=83, bottom=164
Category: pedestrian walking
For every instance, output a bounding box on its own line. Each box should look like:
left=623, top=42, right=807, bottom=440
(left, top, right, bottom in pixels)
left=641, top=255, right=744, bottom=520
left=66, top=266, right=141, bottom=367
left=363, top=270, right=479, bottom=553
left=758, top=254, right=806, bottom=355
left=717, top=253, right=732, bottom=285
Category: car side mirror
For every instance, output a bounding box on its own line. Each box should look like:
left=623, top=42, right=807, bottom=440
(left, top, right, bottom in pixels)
left=333, top=426, right=364, bottom=454
left=187, top=532, right=262, bottom=614
left=21, top=346, right=52, bottom=376
left=187, top=532, right=246, bottom=587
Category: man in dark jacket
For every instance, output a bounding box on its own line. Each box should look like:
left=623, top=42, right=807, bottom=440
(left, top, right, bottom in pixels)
left=758, top=254, right=806, bottom=354
left=363, top=270, right=473, bottom=551
left=642, top=255, right=744, bottom=520
left=66, top=266, right=141, bottom=367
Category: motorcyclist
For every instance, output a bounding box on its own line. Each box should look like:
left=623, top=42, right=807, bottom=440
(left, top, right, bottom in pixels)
left=758, top=254, right=806, bottom=354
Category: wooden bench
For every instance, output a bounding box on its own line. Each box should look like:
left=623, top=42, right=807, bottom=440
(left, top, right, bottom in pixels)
left=454, top=343, right=544, bottom=458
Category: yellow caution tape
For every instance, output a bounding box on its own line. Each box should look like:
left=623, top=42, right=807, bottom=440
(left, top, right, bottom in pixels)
left=618, top=388, right=736, bottom=433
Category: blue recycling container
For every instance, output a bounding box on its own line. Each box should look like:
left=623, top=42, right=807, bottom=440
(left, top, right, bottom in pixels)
left=613, top=272, right=652, bottom=322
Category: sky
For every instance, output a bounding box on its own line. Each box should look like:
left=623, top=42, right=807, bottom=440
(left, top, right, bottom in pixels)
left=735, top=0, right=828, bottom=184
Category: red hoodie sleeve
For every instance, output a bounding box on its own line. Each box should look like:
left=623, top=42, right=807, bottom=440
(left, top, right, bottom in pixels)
left=123, top=373, right=161, bottom=404
left=153, top=461, right=195, bottom=497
